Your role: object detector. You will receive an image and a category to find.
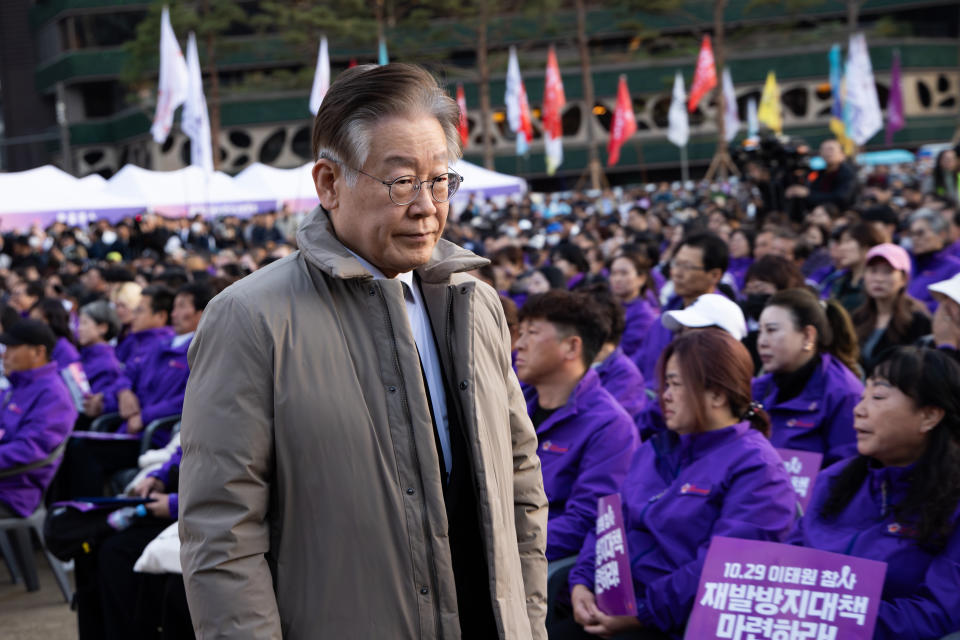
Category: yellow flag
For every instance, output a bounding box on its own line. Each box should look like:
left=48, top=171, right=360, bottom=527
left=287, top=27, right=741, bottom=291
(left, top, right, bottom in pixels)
left=757, top=71, right=782, bottom=134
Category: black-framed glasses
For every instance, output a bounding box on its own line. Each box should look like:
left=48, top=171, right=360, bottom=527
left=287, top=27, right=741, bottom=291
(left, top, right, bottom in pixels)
left=342, top=163, right=463, bottom=206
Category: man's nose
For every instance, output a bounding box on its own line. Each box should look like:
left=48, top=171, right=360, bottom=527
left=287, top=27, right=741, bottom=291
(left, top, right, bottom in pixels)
left=409, top=183, right=437, bottom=215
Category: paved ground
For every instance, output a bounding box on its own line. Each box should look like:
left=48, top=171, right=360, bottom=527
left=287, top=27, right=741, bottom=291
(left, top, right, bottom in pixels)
left=0, top=549, right=76, bottom=640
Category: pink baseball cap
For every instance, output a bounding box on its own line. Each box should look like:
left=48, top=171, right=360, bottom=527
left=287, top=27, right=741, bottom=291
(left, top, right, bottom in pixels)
left=865, top=243, right=911, bottom=275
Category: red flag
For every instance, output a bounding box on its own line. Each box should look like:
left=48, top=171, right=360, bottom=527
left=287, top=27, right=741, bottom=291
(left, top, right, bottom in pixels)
left=348, top=58, right=357, bottom=68
left=456, top=83, right=469, bottom=148
left=607, top=75, right=637, bottom=167
left=518, top=80, right=533, bottom=146
left=542, top=46, right=567, bottom=174
left=688, top=35, right=717, bottom=113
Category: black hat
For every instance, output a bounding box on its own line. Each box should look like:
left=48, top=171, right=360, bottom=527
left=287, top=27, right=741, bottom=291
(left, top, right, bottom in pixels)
left=0, top=319, right=57, bottom=356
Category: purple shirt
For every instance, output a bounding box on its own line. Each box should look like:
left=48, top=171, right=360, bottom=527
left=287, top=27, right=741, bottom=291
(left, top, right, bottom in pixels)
left=594, top=347, right=647, bottom=426
left=115, top=334, right=192, bottom=447
left=0, top=363, right=78, bottom=516
left=753, top=353, right=862, bottom=467
left=728, top=256, right=754, bottom=292
left=789, top=458, right=960, bottom=639
left=568, top=422, right=796, bottom=633
left=524, top=369, right=638, bottom=560
left=148, top=445, right=182, bottom=520
left=620, top=297, right=659, bottom=363
left=908, top=249, right=960, bottom=313
left=632, top=295, right=684, bottom=390
left=79, top=342, right=124, bottom=397
left=51, top=337, right=80, bottom=370
left=114, top=326, right=176, bottom=370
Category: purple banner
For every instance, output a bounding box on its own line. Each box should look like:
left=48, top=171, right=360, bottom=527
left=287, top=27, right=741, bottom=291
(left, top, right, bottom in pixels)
left=594, top=493, right=637, bottom=616
left=685, top=536, right=886, bottom=640
left=776, top=449, right=823, bottom=514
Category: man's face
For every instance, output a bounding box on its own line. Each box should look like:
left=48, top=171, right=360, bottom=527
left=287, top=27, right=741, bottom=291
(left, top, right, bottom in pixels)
left=820, top=140, right=844, bottom=168
left=9, top=284, right=35, bottom=313
left=130, top=295, right=166, bottom=333
left=326, top=114, right=451, bottom=278
left=171, top=293, right=202, bottom=335
left=515, top=319, right=572, bottom=386
left=754, top=231, right=774, bottom=259
left=671, top=245, right=718, bottom=300
left=3, top=344, right=46, bottom=373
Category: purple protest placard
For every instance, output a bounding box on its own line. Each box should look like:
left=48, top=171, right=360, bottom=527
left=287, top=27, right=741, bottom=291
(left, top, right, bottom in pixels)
left=685, top=536, right=886, bottom=640
left=776, top=449, right=823, bottom=513
left=594, top=493, right=637, bottom=616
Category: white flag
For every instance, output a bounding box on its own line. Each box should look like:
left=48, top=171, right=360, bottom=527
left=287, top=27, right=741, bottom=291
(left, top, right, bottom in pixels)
left=150, top=6, right=189, bottom=144
left=844, top=33, right=883, bottom=145
left=722, top=67, right=740, bottom=142
left=747, top=97, right=758, bottom=138
left=182, top=32, right=213, bottom=172
left=505, top=47, right=523, bottom=136
left=309, top=36, right=330, bottom=115
left=667, top=71, right=689, bottom=147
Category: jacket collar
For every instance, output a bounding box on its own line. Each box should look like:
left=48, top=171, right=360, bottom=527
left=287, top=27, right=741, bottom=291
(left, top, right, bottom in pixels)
left=296, top=206, right=489, bottom=284
left=594, top=347, right=625, bottom=376
left=761, top=354, right=830, bottom=412
left=133, top=326, right=175, bottom=342
left=528, top=368, right=602, bottom=433
left=80, top=342, right=113, bottom=358
left=8, top=362, right=59, bottom=388
left=654, top=421, right=751, bottom=469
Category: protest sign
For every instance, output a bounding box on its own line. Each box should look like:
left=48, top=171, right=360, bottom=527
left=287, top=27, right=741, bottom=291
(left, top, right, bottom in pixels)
left=776, top=449, right=823, bottom=513
left=594, top=493, right=637, bottom=616
left=685, top=536, right=886, bottom=640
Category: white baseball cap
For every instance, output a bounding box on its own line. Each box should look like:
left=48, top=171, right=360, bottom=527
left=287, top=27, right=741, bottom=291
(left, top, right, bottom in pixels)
left=663, top=293, right=747, bottom=341
left=929, top=273, right=960, bottom=306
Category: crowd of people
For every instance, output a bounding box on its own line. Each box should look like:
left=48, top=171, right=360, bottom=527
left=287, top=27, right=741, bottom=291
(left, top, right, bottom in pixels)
left=0, top=132, right=959, bottom=639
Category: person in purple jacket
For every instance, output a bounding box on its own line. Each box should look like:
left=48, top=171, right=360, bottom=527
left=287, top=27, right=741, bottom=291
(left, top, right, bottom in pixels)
left=112, top=284, right=175, bottom=371
left=727, top=228, right=754, bottom=292
left=589, top=288, right=647, bottom=426
left=75, top=300, right=124, bottom=417
left=0, top=319, right=77, bottom=517
left=633, top=231, right=728, bottom=390
left=789, top=347, right=960, bottom=639
left=906, top=209, right=960, bottom=313
left=552, top=329, right=795, bottom=639
left=609, top=250, right=659, bottom=363
left=29, top=297, right=80, bottom=370
left=516, top=290, right=638, bottom=561
left=755, top=288, right=863, bottom=467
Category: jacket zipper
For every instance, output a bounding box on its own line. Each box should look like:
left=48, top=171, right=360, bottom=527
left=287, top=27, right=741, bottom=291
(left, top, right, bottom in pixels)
left=377, top=283, right=444, bottom=639
left=445, top=285, right=501, bottom=637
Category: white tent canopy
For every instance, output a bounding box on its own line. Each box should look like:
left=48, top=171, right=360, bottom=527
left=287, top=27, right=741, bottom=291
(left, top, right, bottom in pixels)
left=452, top=159, right=527, bottom=199
left=0, top=165, right=144, bottom=230
left=104, top=165, right=274, bottom=218
left=233, top=162, right=318, bottom=212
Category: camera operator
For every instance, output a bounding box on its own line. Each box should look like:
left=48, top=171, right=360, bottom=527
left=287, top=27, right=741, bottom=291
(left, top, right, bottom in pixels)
left=785, top=139, right=858, bottom=217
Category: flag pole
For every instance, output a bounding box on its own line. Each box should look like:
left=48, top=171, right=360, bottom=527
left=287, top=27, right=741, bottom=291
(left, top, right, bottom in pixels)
left=680, top=144, right=689, bottom=184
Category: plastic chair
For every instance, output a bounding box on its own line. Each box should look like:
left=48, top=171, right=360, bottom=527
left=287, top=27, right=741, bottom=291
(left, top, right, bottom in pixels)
left=0, top=438, right=73, bottom=603
left=545, top=555, right=578, bottom=626
left=108, top=416, right=182, bottom=495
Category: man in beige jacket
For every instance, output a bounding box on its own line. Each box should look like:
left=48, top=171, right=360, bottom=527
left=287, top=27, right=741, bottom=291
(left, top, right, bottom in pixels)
left=179, top=63, right=548, bottom=639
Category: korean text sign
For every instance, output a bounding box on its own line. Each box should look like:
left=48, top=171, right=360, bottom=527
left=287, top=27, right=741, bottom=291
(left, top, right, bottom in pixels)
left=685, top=537, right=886, bottom=640
left=594, top=493, right=637, bottom=616
left=776, top=449, right=823, bottom=513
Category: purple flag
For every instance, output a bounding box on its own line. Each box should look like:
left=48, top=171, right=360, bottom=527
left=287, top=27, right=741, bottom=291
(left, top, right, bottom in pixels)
left=776, top=448, right=823, bottom=514
left=594, top=493, right=637, bottom=616
left=886, top=50, right=904, bottom=145
left=685, top=537, right=886, bottom=640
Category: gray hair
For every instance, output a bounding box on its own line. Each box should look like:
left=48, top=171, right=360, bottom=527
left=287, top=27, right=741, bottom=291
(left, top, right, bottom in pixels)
left=909, top=208, right=949, bottom=235
left=311, top=63, right=462, bottom=187
left=81, top=300, right=121, bottom=341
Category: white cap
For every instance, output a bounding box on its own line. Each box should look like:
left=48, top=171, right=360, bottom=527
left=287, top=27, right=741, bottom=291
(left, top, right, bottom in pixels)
left=663, top=293, right=747, bottom=341
left=929, top=272, right=960, bottom=306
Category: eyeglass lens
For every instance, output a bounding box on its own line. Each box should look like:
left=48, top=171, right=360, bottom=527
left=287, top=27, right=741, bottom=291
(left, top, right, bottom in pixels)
left=390, top=173, right=461, bottom=204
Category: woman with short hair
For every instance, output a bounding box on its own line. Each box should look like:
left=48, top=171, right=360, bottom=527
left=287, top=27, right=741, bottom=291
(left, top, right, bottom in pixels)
left=789, top=347, right=960, bottom=639
left=551, top=329, right=796, bottom=639
left=608, top=250, right=659, bottom=362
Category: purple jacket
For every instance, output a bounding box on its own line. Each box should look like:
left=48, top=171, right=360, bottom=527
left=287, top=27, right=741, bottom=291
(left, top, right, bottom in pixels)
left=568, top=422, right=796, bottom=633
left=524, top=369, right=638, bottom=560
left=632, top=295, right=683, bottom=390
left=789, top=458, right=960, bottom=639
left=908, top=249, right=960, bottom=313
left=594, top=347, right=647, bottom=425
left=51, top=337, right=80, bottom=370
left=147, top=445, right=182, bottom=520
left=114, top=326, right=175, bottom=370
left=753, top=354, right=861, bottom=467
left=728, top=256, right=753, bottom=292
left=0, top=363, right=78, bottom=516
left=79, top=342, right=124, bottom=397
left=115, top=333, right=192, bottom=447
left=620, top=297, right=659, bottom=362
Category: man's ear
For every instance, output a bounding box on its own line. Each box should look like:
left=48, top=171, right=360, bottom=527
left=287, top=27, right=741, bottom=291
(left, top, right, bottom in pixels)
left=313, top=159, right=340, bottom=211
